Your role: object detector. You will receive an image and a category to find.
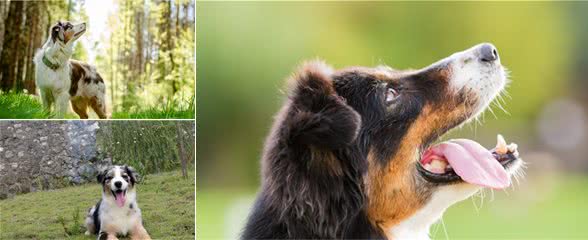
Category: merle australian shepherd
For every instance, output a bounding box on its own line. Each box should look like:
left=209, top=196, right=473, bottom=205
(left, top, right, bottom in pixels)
left=242, top=43, right=524, bottom=239
left=33, top=21, right=107, bottom=119
left=85, top=165, right=151, bottom=240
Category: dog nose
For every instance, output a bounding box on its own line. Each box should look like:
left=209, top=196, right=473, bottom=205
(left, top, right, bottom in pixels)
left=479, top=43, right=498, bottom=62
left=114, top=181, right=122, bottom=188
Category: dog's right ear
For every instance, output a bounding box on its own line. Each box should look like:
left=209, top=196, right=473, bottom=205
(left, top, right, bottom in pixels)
left=285, top=60, right=361, bottom=149
left=96, top=169, right=107, bottom=184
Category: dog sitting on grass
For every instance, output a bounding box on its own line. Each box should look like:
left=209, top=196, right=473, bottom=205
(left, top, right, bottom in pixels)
left=84, top=165, right=151, bottom=240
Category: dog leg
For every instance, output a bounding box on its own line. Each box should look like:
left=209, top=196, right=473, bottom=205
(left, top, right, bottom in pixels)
left=40, top=89, right=53, bottom=111
left=90, top=96, right=107, bottom=119
left=53, top=91, right=70, bottom=119
left=84, top=206, right=96, bottom=235
left=130, top=224, right=152, bottom=240
left=71, top=98, right=89, bottom=119
left=97, top=231, right=119, bottom=240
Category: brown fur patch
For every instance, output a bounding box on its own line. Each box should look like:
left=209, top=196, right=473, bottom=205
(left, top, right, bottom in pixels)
left=69, top=61, right=85, bottom=96
left=130, top=223, right=152, bottom=240
left=63, top=29, right=75, bottom=44
left=365, top=95, right=475, bottom=236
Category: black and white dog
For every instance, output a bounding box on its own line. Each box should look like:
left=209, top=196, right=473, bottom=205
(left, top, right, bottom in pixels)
left=85, top=165, right=151, bottom=240
left=33, top=21, right=107, bottom=119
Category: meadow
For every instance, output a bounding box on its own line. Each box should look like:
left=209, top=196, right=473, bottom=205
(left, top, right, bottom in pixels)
left=0, top=170, right=195, bottom=240
left=0, top=92, right=195, bottom=119
left=197, top=174, right=588, bottom=240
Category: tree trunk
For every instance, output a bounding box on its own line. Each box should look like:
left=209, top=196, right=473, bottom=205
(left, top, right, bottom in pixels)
left=0, top=0, right=9, bottom=58
left=24, top=1, right=45, bottom=94
left=0, top=1, right=25, bottom=92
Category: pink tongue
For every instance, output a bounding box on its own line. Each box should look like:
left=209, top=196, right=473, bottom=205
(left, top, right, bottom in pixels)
left=434, top=139, right=510, bottom=189
left=115, top=192, right=126, bottom=207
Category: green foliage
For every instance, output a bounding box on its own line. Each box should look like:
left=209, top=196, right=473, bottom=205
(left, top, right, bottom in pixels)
left=97, top=0, right=195, bottom=115
left=0, top=92, right=51, bottom=119
left=0, top=170, right=195, bottom=240
left=96, top=121, right=195, bottom=176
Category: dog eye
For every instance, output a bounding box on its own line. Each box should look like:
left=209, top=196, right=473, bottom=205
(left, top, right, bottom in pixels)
left=385, top=88, right=399, bottom=104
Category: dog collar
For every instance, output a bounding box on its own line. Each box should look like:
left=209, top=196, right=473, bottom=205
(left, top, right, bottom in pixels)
left=42, top=55, right=60, bottom=70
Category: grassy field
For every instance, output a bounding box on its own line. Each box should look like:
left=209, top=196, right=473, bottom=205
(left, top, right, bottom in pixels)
left=0, top=93, right=195, bottom=119
left=197, top=174, right=588, bottom=239
left=0, top=170, right=195, bottom=240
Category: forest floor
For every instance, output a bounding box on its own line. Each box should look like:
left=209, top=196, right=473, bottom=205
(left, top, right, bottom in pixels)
left=0, top=170, right=195, bottom=240
left=0, top=92, right=195, bottom=119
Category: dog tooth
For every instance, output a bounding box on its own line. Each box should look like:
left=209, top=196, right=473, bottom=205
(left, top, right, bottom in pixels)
left=430, top=159, right=448, bottom=171
left=496, top=134, right=507, bottom=154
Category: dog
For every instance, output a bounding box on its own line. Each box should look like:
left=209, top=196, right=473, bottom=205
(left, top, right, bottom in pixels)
left=242, top=43, right=524, bottom=239
left=85, top=165, right=151, bottom=240
left=33, top=21, right=107, bottom=119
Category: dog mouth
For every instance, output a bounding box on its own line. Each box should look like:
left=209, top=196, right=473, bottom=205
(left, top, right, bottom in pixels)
left=111, top=189, right=127, bottom=207
left=73, top=29, right=86, bottom=38
left=417, top=134, right=520, bottom=189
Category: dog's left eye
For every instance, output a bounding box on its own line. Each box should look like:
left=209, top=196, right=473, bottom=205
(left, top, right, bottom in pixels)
left=385, top=88, right=399, bottom=104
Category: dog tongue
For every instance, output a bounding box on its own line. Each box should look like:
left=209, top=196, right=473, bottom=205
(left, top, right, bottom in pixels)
left=432, top=139, right=510, bottom=189
left=115, top=192, right=126, bottom=207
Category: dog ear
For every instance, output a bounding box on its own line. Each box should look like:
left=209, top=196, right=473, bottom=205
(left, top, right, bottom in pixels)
left=285, top=60, right=361, bottom=149
left=124, top=165, right=140, bottom=185
left=96, top=169, right=107, bottom=184
left=51, top=25, right=64, bottom=43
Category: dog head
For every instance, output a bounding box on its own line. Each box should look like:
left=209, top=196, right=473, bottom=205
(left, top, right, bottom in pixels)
left=291, top=43, right=523, bottom=237
left=50, top=21, right=86, bottom=45
left=97, top=165, right=139, bottom=208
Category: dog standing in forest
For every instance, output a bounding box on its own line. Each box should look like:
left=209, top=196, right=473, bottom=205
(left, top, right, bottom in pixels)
left=33, top=21, right=107, bottom=119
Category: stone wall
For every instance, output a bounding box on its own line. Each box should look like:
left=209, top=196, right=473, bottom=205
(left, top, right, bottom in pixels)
left=0, top=121, right=111, bottom=199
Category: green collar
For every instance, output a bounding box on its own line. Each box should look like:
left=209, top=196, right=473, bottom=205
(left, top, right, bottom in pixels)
left=42, top=55, right=60, bottom=70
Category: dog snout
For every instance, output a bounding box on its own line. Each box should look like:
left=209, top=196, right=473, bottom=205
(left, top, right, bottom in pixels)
left=114, top=181, right=122, bottom=188
left=478, top=43, right=498, bottom=62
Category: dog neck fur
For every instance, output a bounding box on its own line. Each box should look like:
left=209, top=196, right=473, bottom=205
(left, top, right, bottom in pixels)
left=388, top=185, right=480, bottom=240
left=39, top=36, right=75, bottom=67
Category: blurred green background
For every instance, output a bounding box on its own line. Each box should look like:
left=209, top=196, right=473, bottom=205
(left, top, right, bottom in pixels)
left=197, top=2, right=588, bottom=239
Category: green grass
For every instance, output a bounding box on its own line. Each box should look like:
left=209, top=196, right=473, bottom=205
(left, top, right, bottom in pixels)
left=0, top=170, right=195, bottom=240
left=0, top=93, right=195, bottom=119
left=111, top=96, right=195, bottom=119
left=197, top=175, right=588, bottom=239
left=0, top=92, right=52, bottom=119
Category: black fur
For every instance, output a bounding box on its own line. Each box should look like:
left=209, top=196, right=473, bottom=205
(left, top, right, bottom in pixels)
left=96, top=169, right=108, bottom=184
left=92, top=199, right=102, bottom=235
left=242, top=62, right=449, bottom=239
left=124, top=165, right=138, bottom=186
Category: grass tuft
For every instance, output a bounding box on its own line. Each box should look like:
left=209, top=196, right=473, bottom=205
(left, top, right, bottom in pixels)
left=57, top=207, right=85, bottom=237
left=0, top=91, right=51, bottom=119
